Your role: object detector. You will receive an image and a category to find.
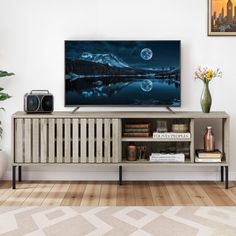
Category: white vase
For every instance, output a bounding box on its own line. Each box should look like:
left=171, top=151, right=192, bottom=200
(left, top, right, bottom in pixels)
left=0, top=150, right=7, bottom=179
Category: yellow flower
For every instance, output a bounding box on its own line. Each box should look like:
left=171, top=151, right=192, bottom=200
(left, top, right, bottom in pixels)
left=205, top=69, right=212, bottom=80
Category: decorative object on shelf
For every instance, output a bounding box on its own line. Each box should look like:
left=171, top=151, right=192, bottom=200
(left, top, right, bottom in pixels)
left=149, top=153, right=185, bottom=162
left=171, top=123, right=188, bottom=133
left=153, top=132, right=191, bottom=139
left=194, top=67, right=222, bottom=113
left=124, top=123, right=150, bottom=137
left=208, top=0, right=236, bottom=36
left=156, top=120, right=168, bottom=132
left=204, top=126, right=215, bottom=152
left=127, top=143, right=137, bottom=161
left=24, top=90, right=54, bottom=113
left=196, top=149, right=222, bottom=161
left=137, top=145, right=148, bottom=160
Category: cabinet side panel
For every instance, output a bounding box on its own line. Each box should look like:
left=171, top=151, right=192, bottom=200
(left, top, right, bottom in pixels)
left=190, top=118, right=195, bottom=163
left=223, top=117, right=230, bottom=163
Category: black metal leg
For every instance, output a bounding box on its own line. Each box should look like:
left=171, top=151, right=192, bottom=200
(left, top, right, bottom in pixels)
left=12, top=166, right=16, bottom=189
left=18, top=166, right=22, bottom=182
left=119, top=166, right=122, bottom=185
left=225, top=166, right=229, bottom=189
left=221, top=166, right=224, bottom=182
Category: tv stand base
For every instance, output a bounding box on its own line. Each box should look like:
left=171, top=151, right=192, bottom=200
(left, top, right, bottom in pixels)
left=166, top=106, right=175, bottom=114
left=72, top=106, right=80, bottom=113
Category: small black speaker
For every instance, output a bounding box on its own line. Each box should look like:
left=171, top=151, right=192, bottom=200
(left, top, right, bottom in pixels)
left=24, top=90, right=54, bottom=113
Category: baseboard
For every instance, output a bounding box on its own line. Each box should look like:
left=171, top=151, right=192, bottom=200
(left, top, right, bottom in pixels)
left=2, top=170, right=236, bottom=181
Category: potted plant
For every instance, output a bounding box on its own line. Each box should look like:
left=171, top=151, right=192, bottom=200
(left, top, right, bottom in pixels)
left=0, top=70, right=14, bottom=178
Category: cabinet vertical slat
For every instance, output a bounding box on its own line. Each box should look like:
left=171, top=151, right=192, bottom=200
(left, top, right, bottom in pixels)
left=104, top=119, right=111, bottom=163
left=96, top=119, right=103, bottom=163
left=190, top=118, right=195, bottom=163
left=72, top=119, right=79, bottom=163
left=112, top=119, right=121, bottom=163
left=64, top=118, right=71, bottom=163
left=15, top=119, right=24, bottom=163
left=56, top=119, right=63, bottom=163
left=40, top=119, right=47, bottom=163
left=88, top=119, right=95, bottom=163
left=32, top=119, right=39, bottom=163
left=48, top=119, right=55, bottom=163
left=24, top=119, right=31, bottom=163
left=80, top=119, right=87, bottom=163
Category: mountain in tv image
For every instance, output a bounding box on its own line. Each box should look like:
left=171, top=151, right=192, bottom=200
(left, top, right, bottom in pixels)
left=65, top=41, right=180, bottom=106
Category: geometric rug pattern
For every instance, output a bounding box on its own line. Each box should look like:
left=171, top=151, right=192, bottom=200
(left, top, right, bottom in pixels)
left=0, top=207, right=236, bottom=236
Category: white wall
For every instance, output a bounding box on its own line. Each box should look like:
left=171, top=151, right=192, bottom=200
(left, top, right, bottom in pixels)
left=1, top=0, right=236, bottom=180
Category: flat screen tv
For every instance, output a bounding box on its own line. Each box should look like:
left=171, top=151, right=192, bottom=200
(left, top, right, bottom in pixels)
left=65, top=40, right=181, bottom=107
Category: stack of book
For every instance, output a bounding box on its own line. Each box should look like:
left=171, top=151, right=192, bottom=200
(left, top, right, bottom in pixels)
left=195, top=150, right=222, bottom=163
left=149, top=153, right=185, bottom=162
left=123, top=123, right=150, bottom=137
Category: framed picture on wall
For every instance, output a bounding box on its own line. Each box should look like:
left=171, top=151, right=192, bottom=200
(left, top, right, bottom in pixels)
left=208, top=0, right=236, bottom=36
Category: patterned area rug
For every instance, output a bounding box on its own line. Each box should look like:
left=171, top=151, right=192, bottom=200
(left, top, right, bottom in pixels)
left=0, top=207, right=236, bottom=236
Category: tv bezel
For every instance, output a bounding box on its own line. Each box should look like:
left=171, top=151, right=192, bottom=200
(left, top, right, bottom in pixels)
left=64, top=40, right=181, bottom=108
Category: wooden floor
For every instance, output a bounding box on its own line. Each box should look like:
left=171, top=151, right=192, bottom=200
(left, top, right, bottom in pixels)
left=0, top=181, right=236, bottom=206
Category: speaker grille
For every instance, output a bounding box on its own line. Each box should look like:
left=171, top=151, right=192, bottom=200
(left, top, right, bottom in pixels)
left=42, top=95, right=53, bottom=112
left=27, top=95, right=40, bottom=112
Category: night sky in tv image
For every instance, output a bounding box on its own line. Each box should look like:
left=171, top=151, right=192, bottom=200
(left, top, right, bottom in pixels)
left=65, top=41, right=180, bottom=106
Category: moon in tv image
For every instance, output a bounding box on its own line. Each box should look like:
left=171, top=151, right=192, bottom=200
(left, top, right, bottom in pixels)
left=140, top=48, right=153, bottom=60
left=141, top=79, right=153, bottom=92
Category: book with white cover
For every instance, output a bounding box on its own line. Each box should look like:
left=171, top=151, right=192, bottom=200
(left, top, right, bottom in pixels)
left=195, top=157, right=222, bottom=163
left=153, top=132, right=191, bottom=139
left=150, top=153, right=185, bottom=162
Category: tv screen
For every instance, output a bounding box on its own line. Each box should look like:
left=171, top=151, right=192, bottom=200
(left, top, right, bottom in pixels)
left=65, top=40, right=181, bottom=107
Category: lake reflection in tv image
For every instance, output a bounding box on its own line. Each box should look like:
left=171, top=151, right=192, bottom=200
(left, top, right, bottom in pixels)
left=65, top=41, right=180, bottom=106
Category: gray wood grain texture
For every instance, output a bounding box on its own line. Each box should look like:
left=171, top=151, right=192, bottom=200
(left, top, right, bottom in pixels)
left=104, top=119, right=111, bottom=163
left=64, top=118, right=71, bottom=163
left=96, top=119, right=103, bottom=163
left=72, top=119, right=79, bottom=163
left=40, top=119, right=48, bottom=163
left=24, top=119, right=32, bottom=163
left=56, top=119, right=63, bottom=163
left=48, top=119, right=55, bottom=163
left=15, top=119, right=24, bottom=163
left=190, top=118, right=195, bottom=163
left=32, top=119, right=40, bottom=163
left=12, top=112, right=230, bottom=169
left=80, top=119, right=87, bottom=163
left=12, top=111, right=229, bottom=119
left=88, top=119, right=95, bottom=163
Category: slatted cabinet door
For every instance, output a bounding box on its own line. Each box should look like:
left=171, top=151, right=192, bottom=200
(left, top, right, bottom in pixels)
left=13, top=117, right=122, bottom=164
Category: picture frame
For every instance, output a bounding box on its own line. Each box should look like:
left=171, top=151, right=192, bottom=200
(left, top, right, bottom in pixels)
left=208, top=0, right=236, bottom=36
